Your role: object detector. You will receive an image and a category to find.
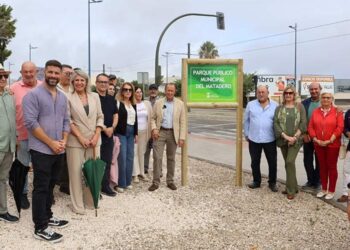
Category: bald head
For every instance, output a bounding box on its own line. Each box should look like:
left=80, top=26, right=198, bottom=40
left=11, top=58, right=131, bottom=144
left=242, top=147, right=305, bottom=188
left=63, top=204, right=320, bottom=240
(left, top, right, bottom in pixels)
left=20, top=61, right=37, bottom=86
left=256, top=85, right=269, bottom=103
left=308, top=82, right=322, bottom=101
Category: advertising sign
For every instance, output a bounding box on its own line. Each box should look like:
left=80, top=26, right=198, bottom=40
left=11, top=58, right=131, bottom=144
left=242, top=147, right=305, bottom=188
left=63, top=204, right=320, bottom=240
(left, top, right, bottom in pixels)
left=187, top=64, right=238, bottom=103
left=300, top=75, right=334, bottom=96
left=257, top=75, right=295, bottom=96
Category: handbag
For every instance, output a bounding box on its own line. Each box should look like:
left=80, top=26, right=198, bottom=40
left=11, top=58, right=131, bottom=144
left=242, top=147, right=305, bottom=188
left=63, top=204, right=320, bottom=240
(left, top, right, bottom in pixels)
left=339, top=135, right=348, bottom=159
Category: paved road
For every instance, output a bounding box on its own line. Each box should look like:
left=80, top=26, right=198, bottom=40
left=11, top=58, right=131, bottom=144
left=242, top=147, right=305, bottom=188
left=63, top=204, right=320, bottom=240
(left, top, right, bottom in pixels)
left=188, top=108, right=237, bottom=140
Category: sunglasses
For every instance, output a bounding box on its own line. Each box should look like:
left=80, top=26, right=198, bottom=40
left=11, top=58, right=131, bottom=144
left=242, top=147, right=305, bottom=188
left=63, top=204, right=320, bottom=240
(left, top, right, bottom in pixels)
left=0, top=75, right=9, bottom=79
left=284, top=91, right=294, bottom=95
left=122, top=88, right=132, bottom=92
left=97, top=81, right=109, bottom=84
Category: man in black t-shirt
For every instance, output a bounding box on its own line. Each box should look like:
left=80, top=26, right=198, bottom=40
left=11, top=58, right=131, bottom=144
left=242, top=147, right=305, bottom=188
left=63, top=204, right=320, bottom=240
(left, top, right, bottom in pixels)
left=96, top=73, right=118, bottom=196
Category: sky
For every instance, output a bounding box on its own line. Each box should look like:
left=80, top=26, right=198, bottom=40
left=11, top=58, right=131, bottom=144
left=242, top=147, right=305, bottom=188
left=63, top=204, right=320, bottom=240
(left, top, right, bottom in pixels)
left=3, top=0, right=350, bottom=82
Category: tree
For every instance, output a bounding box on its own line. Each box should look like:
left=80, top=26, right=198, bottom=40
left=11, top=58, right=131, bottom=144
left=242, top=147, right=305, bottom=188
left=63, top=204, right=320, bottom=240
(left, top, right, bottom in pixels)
left=174, top=79, right=182, bottom=97
left=198, top=41, right=219, bottom=59
left=243, top=73, right=257, bottom=107
left=0, top=4, right=16, bottom=64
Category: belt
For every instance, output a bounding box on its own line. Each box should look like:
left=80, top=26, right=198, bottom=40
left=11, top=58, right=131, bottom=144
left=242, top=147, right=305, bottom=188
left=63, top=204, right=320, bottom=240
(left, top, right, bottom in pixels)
left=160, top=127, right=173, bottom=131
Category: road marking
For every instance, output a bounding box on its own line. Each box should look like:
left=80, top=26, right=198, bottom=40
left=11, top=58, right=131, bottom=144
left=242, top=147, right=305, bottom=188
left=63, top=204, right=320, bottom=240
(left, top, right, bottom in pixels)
left=189, top=122, right=235, bottom=129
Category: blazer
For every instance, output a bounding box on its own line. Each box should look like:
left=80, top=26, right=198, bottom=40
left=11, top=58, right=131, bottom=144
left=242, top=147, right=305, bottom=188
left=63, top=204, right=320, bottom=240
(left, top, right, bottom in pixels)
left=66, top=91, right=105, bottom=148
left=308, top=105, right=344, bottom=148
left=151, top=97, right=186, bottom=144
left=114, top=101, right=138, bottom=136
left=142, top=100, right=153, bottom=140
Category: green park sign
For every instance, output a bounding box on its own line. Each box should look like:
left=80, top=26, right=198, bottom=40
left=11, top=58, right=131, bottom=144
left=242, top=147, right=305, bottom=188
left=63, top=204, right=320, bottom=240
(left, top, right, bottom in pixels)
left=187, top=63, right=238, bottom=103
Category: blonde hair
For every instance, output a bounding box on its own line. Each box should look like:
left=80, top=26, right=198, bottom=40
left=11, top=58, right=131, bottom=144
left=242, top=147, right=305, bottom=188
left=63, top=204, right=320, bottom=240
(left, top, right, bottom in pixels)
left=320, top=92, right=334, bottom=100
left=115, top=82, right=136, bottom=105
left=282, top=85, right=298, bottom=105
left=71, top=69, right=91, bottom=93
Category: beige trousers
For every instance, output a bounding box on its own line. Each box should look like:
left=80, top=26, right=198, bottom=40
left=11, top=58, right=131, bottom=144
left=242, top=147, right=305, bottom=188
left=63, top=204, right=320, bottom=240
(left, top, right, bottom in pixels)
left=152, top=129, right=177, bottom=185
left=66, top=147, right=100, bottom=214
left=0, top=151, right=13, bottom=214
left=133, top=129, right=148, bottom=177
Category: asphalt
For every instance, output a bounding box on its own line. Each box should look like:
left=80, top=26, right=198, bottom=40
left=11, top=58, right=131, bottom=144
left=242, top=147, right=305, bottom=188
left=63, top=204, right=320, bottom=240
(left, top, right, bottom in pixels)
left=186, top=133, right=348, bottom=211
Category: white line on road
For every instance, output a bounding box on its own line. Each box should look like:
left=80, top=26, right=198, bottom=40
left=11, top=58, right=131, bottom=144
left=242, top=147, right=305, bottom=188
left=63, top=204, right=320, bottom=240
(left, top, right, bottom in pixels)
left=189, top=122, right=235, bottom=129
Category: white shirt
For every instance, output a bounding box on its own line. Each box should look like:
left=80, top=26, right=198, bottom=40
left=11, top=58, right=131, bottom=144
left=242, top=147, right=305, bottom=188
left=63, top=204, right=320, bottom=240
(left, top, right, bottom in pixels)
left=126, top=104, right=136, bottom=125
left=136, top=102, right=148, bottom=130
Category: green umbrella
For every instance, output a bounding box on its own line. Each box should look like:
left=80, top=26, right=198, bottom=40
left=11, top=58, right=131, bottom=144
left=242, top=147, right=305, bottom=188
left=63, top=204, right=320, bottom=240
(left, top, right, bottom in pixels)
left=82, top=151, right=106, bottom=217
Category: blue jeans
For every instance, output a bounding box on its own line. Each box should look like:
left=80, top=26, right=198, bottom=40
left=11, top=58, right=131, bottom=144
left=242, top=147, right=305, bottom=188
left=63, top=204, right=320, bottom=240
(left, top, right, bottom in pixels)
left=117, top=125, right=135, bottom=188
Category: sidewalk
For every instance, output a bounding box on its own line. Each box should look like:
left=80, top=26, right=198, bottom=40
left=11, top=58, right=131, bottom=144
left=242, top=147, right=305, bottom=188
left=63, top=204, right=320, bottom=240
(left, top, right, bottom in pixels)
left=187, top=133, right=348, bottom=211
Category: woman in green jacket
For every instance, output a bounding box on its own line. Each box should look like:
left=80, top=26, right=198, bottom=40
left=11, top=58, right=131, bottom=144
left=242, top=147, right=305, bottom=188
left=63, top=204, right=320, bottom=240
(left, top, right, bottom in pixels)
left=274, top=85, right=307, bottom=200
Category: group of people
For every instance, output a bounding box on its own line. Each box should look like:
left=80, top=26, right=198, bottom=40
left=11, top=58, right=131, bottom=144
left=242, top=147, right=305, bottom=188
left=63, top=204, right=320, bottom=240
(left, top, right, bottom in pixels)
left=0, top=60, right=186, bottom=243
left=244, top=82, right=349, bottom=204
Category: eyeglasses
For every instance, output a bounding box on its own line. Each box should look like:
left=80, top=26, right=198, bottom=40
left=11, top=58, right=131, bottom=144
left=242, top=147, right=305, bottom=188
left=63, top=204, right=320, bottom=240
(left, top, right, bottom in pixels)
left=284, top=92, right=294, bottom=95
left=97, top=81, right=109, bottom=84
left=0, top=75, right=9, bottom=79
left=322, top=96, right=332, bottom=99
left=122, top=88, right=132, bottom=92
left=64, top=72, right=73, bottom=77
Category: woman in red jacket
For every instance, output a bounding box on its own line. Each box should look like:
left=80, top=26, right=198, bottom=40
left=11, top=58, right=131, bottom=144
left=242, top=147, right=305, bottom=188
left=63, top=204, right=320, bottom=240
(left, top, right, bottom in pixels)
left=308, top=92, right=344, bottom=200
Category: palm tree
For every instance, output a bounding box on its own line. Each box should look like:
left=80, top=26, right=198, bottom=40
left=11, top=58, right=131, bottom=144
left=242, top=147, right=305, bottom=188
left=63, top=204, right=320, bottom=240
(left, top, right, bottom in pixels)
left=0, top=4, right=16, bottom=64
left=198, top=41, right=219, bottom=59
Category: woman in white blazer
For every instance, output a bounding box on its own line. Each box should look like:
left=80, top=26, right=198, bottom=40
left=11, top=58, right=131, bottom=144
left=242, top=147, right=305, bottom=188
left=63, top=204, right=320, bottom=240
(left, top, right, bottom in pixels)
left=132, top=87, right=152, bottom=183
left=66, top=70, right=104, bottom=215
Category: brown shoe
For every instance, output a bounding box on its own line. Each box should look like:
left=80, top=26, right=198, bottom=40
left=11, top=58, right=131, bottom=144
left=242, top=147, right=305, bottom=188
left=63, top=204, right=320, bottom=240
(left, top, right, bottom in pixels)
left=287, top=194, right=294, bottom=200
left=337, top=195, right=348, bottom=202
left=148, top=184, right=159, bottom=192
left=167, top=183, right=177, bottom=190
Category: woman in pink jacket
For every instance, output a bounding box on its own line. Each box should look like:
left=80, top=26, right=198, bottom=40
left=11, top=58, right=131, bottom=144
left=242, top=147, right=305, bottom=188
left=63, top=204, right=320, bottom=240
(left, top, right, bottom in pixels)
left=308, top=92, right=344, bottom=200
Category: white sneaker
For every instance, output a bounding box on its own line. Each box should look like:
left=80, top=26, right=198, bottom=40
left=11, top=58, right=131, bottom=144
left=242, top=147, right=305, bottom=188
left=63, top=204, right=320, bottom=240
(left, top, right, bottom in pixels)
left=126, top=185, right=133, bottom=190
left=316, top=191, right=326, bottom=198
left=116, top=187, right=124, bottom=193
left=133, top=176, right=139, bottom=183
left=325, top=193, right=334, bottom=200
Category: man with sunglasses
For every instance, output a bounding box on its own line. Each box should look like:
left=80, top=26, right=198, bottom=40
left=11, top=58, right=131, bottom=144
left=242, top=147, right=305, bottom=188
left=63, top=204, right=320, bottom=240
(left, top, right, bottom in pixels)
left=0, top=65, right=19, bottom=223
left=57, top=64, right=73, bottom=94
left=56, top=64, right=73, bottom=196
left=10, top=61, right=42, bottom=210
left=301, top=82, right=322, bottom=192
left=244, top=85, right=278, bottom=192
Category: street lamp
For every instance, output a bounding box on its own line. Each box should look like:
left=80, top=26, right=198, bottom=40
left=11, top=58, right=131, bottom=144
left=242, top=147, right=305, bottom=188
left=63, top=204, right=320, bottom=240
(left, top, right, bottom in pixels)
left=289, top=23, right=297, bottom=92
left=29, top=43, right=38, bottom=61
left=88, top=0, right=103, bottom=77
left=154, top=12, right=225, bottom=85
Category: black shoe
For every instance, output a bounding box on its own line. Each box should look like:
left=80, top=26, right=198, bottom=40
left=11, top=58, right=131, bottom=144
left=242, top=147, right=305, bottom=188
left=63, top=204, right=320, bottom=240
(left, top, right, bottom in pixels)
left=167, top=183, right=177, bottom=190
left=21, top=194, right=30, bottom=209
left=269, top=184, right=278, bottom=192
left=144, top=168, right=148, bottom=174
left=34, top=228, right=63, bottom=243
left=59, top=186, right=70, bottom=195
left=101, top=186, right=117, bottom=197
left=247, top=182, right=260, bottom=189
left=0, top=212, right=19, bottom=223
left=48, top=217, right=69, bottom=228
left=148, top=184, right=159, bottom=191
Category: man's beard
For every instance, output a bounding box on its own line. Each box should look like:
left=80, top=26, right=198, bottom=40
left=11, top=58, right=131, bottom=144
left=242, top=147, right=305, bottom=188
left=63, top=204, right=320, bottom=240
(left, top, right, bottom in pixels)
left=46, top=77, right=59, bottom=86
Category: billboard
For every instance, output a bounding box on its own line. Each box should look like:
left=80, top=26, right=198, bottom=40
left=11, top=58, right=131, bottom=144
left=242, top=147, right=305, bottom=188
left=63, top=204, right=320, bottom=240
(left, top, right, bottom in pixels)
left=187, top=63, right=238, bottom=103
left=300, top=75, right=334, bottom=96
left=257, top=75, right=295, bottom=96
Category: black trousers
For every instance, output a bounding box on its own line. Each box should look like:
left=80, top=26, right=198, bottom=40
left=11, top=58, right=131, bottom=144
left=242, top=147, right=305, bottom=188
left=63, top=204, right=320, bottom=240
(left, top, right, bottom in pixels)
left=248, top=140, right=277, bottom=185
left=58, top=153, right=69, bottom=189
left=101, top=136, right=114, bottom=189
left=30, top=150, right=63, bottom=231
left=303, top=141, right=320, bottom=186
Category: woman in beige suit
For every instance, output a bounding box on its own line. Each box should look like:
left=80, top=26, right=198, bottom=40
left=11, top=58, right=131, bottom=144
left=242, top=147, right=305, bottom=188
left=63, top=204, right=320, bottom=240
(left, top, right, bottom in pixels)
left=132, top=87, right=152, bottom=183
left=66, top=70, right=104, bottom=214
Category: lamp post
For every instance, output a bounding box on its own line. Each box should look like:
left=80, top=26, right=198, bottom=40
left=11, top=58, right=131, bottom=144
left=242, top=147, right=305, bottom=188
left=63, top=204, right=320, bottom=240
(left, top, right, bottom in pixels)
left=289, top=23, right=297, bottom=92
left=88, top=0, right=103, bottom=77
left=154, top=12, right=225, bottom=85
left=29, top=43, right=38, bottom=61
